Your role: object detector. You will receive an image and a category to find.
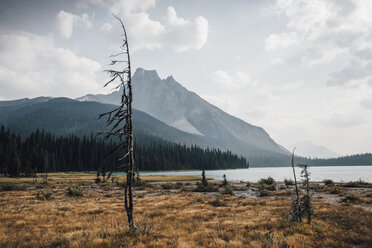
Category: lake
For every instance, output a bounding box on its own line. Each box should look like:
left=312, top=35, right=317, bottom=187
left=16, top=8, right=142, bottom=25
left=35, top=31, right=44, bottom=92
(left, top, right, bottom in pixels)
left=137, top=166, right=372, bottom=183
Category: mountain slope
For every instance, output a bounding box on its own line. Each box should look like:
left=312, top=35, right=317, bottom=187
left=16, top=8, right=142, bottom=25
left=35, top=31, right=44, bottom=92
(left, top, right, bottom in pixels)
left=0, top=97, right=293, bottom=166
left=78, top=68, right=289, bottom=157
left=0, top=97, right=230, bottom=149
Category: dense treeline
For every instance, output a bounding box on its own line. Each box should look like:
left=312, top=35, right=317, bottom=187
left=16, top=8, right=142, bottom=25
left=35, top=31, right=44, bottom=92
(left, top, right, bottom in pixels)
left=1, top=126, right=371, bottom=176
left=248, top=153, right=372, bottom=168
left=136, top=143, right=248, bottom=170
left=306, top=154, right=372, bottom=166
left=0, top=126, right=248, bottom=176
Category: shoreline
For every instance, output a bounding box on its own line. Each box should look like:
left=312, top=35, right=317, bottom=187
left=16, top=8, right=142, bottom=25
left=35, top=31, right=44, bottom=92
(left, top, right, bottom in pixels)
left=1, top=172, right=371, bottom=247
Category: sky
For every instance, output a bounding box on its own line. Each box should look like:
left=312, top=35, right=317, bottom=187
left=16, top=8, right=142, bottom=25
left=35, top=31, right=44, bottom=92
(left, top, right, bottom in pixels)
left=0, top=0, right=372, bottom=156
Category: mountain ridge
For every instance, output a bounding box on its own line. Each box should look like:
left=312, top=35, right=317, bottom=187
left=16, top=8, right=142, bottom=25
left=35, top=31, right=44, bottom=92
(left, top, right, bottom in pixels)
left=294, top=141, right=341, bottom=159
left=78, top=68, right=289, bottom=157
left=0, top=97, right=291, bottom=166
left=1, top=97, right=371, bottom=166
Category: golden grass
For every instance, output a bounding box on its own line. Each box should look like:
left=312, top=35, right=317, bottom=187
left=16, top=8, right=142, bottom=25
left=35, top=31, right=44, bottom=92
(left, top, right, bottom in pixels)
left=0, top=173, right=199, bottom=184
left=0, top=174, right=371, bottom=248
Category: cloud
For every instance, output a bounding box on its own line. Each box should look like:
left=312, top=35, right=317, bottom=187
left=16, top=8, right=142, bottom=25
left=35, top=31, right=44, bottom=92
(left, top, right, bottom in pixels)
left=76, top=0, right=155, bottom=12
left=264, top=32, right=298, bottom=52
left=325, top=34, right=372, bottom=86
left=76, top=0, right=105, bottom=8
left=110, top=0, right=156, bottom=15
left=326, top=58, right=372, bottom=86
left=270, top=80, right=304, bottom=96
left=267, top=0, right=372, bottom=86
left=266, top=0, right=339, bottom=54
left=101, top=13, right=164, bottom=50
left=164, top=7, right=208, bottom=52
left=56, top=10, right=92, bottom=39
left=320, top=113, right=365, bottom=128
left=360, top=98, right=372, bottom=110
left=101, top=1, right=208, bottom=52
left=211, top=70, right=251, bottom=89
left=0, top=32, right=102, bottom=100
left=275, top=0, right=340, bottom=41
left=302, top=45, right=348, bottom=67
left=270, top=58, right=283, bottom=65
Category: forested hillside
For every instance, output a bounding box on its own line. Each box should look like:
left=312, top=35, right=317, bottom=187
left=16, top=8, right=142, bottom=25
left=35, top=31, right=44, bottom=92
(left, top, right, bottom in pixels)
left=307, top=154, right=372, bottom=166
left=0, top=97, right=293, bottom=166
left=0, top=126, right=248, bottom=176
left=1, top=98, right=371, bottom=168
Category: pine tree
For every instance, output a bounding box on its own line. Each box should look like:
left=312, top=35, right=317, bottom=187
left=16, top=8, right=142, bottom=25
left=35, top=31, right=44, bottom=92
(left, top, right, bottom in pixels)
left=299, top=164, right=312, bottom=224
left=202, top=169, right=208, bottom=187
left=0, top=126, right=5, bottom=176
left=221, top=174, right=228, bottom=186
left=8, top=140, right=21, bottom=177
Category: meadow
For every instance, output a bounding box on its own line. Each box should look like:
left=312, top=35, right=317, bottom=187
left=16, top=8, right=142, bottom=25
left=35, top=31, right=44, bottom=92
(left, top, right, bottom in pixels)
left=0, top=173, right=371, bottom=248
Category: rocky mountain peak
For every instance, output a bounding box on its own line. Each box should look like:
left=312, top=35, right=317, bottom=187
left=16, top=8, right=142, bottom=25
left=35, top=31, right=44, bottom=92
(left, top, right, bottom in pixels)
left=166, top=75, right=175, bottom=81
left=133, top=68, right=160, bottom=82
left=77, top=68, right=290, bottom=157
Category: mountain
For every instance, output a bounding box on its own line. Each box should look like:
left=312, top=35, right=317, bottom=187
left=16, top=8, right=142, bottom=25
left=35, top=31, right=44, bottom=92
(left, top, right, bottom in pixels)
left=78, top=68, right=289, bottom=158
left=0, top=97, right=51, bottom=108
left=1, top=97, right=369, bottom=167
left=0, top=97, right=291, bottom=166
left=0, top=97, right=222, bottom=148
left=294, top=141, right=341, bottom=158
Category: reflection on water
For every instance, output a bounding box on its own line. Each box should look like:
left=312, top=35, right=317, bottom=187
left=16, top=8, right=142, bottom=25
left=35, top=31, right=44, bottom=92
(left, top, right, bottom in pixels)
left=131, top=166, right=372, bottom=182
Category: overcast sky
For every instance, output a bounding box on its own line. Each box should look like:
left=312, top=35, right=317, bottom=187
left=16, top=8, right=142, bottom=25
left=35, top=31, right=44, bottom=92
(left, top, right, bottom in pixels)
left=0, top=0, right=371, bottom=156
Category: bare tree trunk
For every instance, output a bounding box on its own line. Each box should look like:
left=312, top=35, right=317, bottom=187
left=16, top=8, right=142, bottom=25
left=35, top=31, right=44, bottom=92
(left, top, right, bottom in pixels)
left=306, top=170, right=311, bottom=224
left=99, top=15, right=135, bottom=231
left=291, top=147, right=301, bottom=222
left=126, top=34, right=135, bottom=230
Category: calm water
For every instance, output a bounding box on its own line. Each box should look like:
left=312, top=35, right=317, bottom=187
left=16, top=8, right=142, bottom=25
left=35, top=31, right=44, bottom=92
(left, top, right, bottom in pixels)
left=137, top=166, right=372, bottom=183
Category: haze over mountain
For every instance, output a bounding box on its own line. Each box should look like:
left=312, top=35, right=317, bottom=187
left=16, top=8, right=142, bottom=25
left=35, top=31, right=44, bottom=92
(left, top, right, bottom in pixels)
left=78, top=68, right=289, bottom=158
left=0, top=97, right=218, bottom=148
left=1, top=96, right=371, bottom=167
left=0, top=96, right=289, bottom=166
left=294, top=141, right=341, bottom=159
left=1, top=68, right=350, bottom=165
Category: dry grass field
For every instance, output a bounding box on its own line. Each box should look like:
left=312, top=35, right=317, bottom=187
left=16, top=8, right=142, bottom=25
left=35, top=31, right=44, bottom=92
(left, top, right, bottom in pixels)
left=0, top=173, right=371, bottom=248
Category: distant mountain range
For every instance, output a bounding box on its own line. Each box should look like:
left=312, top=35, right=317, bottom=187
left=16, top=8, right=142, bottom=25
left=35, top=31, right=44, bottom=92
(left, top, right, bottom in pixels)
left=294, top=141, right=340, bottom=158
left=3, top=68, right=368, bottom=167
left=78, top=68, right=289, bottom=158
left=0, top=97, right=291, bottom=166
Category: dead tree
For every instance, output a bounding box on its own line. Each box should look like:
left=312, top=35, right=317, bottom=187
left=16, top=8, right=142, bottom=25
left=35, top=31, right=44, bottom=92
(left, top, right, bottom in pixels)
left=290, top=147, right=302, bottom=222
left=299, top=164, right=312, bottom=224
left=99, top=15, right=135, bottom=231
